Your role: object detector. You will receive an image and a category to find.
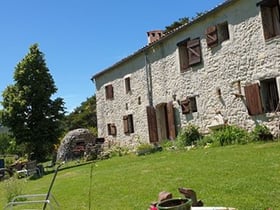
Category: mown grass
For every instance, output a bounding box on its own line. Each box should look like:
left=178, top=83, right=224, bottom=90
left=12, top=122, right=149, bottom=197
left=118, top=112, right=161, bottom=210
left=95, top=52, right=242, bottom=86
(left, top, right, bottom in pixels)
left=1, top=141, right=280, bottom=209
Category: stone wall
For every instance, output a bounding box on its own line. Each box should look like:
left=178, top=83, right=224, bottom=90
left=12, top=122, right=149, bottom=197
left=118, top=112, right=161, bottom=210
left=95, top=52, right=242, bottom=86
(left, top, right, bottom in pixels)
left=94, top=0, right=280, bottom=145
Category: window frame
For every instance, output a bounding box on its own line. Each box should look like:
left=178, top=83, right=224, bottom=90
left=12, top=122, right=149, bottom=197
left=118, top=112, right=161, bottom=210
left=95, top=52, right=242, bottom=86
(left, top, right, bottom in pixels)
left=206, top=21, right=230, bottom=48
left=177, top=38, right=202, bottom=72
left=244, top=78, right=280, bottom=115
left=107, top=123, right=117, bottom=136
left=258, top=0, right=280, bottom=40
left=181, top=96, right=198, bottom=114
left=124, top=77, right=131, bottom=94
left=123, top=114, right=134, bottom=134
left=105, top=84, right=114, bottom=100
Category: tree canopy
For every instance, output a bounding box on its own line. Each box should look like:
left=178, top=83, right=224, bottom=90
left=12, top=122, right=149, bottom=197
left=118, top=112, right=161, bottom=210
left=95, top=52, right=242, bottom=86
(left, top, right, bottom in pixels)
left=1, top=44, right=65, bottom=161
left=63, top=95, right=97, bottom=133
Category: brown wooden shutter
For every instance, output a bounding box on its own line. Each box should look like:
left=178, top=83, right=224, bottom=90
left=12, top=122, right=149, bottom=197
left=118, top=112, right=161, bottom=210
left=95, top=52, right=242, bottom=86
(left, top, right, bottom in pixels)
left=167, top=101, right=176, bottom=140
left=123, top=116, right=129, bottom=134
left=206, top=25, right=218, bottom=47
left=261, top=6, right=275, bottom=39
left=106, top=84, right=114, bottom=100
left=187, top=38, right=201, bottom=66
left=146, top=106, right=158, bottom=143
left=128, top=114, right=134, bottom=133
left=179, top=44, right=189, bottom=72
left=181, top=98, right=191, bottom=114
left=244, top=83, right=263, bottom=115
left=125, top=77, right=131, bottom=93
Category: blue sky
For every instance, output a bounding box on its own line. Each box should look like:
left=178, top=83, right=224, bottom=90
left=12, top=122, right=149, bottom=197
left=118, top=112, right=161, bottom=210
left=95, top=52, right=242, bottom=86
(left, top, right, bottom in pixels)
left=0, top=0, right=224, bottom=113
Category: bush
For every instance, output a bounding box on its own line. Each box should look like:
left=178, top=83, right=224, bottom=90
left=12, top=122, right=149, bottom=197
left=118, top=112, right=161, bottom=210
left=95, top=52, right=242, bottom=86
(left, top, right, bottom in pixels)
left=205, top=125, right=249, bottom=146
left=251, top=124, right=273, bottom=141
left=3, top=177, right=26, bottom=202
left=176, top=124, right=201, bottom=147
left=136, top=143, right=162, bottom=156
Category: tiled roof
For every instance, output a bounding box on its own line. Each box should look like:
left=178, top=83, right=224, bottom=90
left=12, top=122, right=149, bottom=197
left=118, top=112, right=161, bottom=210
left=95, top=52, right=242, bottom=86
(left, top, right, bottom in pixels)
left=92, top=0, right=235, bottom=80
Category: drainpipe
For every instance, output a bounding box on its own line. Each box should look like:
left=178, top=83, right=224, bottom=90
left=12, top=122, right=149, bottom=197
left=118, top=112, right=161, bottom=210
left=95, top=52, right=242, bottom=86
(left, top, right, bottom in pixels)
left=145, top=52, right=153, bottom=106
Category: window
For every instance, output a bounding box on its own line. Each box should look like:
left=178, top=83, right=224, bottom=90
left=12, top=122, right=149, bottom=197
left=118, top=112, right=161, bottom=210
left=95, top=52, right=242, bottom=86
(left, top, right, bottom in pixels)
left=123, top=114, right=134, bottom=134
left=177, top=38, right=202, bottom=72
left=181, top=96, right=198, bottom=114
left=105, top=84, right=114, bottom=100
left=107, top=123, right=116, bottom=136
left=206, top=21, right=230, bottom=48
left=125, top=77, right=131, bottom=93
left=244, top=78, right=279, bottom=115
left=261, top=78, right=279, bottom=112
left=258, top=0, right=280, bottom=40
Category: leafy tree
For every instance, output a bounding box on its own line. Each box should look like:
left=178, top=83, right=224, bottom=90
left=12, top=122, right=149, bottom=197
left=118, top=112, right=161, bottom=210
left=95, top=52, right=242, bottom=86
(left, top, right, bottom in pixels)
left=164, top=12, right=207, bottom=33
left=164, top=17, right=190, bottom=33
left=1, top=44, right=65, bottom=161
left=63, top=95, right=97, bottom=132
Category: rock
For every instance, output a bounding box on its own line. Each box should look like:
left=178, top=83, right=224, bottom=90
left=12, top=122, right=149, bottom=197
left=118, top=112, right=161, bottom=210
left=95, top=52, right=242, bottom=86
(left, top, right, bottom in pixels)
left=56, top=128, right=96, bottom=161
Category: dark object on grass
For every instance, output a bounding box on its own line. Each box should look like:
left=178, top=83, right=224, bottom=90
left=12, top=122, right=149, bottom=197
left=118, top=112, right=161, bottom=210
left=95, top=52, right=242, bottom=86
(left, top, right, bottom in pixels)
left=178, top=187, right=203, bottom=207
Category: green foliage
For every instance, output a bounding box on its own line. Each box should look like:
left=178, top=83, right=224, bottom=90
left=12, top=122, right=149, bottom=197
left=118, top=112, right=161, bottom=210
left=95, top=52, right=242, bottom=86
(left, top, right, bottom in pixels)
left=0, top=133, right=13, bottom=154
left=1, top=44, right=65, bottom=161
left=3, top=177, right=26, bottom=202
left=164, top=12, right=207, bottom=33
left=176, top=124, right=201, bottom=147
left=251, top=124, right=273, bottom=141
left=164, top=17, right=190, bottom=33
left=204, top=125, right=250, bottom=146
left=63, top=95, right=97, bottom=131
left=135, top=143, right=160, bottom=156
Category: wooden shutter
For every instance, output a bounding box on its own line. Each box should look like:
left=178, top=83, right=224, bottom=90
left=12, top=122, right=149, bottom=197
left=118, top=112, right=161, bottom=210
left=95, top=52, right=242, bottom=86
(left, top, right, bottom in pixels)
left=179, top=44, right=189, bottom=72
left=167, top=101, right=176, bottom=140
left=187, top=38, right=202, bottom=66
left=206, top=25, right=218, bottom=47
left=146, top=106, right=158, bottom=143
left=108, top=124, right=116, bottom=136
left=181, top=98, right=191, bottom=114
left=261, top=6, right=275, bottom=39
left=123, top=116, right=129, bottom=134
left=244, top=83, right=263, bottom=115
left=128, top=115, right=134, bottom=133
left=125, top=77, right=131, bottom=93
left=105, top=84, right=114, bottom=100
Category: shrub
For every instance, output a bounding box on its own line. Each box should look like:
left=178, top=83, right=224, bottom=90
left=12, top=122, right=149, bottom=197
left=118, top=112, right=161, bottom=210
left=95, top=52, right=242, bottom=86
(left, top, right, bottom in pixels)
left=176, top=124, right=201, bottom=147
left=251, top=124, right=273, bottom=141
left=136, top=143, right=162, bottom=156
left=206, top=125, right=249, bottom=146
left=3, top=177, right=26, bottom=202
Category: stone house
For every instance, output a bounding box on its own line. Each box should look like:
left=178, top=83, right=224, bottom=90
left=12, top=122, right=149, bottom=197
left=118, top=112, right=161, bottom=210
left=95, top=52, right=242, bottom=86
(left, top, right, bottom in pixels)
left=92, top=0, right=280, bottom=145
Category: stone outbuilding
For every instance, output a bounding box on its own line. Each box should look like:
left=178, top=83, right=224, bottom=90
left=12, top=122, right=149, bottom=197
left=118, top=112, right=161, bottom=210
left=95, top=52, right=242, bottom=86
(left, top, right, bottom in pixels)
left=92, top=0, right=280, bottom=145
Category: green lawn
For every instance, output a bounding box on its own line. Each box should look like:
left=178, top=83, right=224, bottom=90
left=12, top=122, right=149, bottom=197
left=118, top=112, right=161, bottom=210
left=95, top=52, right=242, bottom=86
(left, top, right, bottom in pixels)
left=1, top=141, right=280, bottom=209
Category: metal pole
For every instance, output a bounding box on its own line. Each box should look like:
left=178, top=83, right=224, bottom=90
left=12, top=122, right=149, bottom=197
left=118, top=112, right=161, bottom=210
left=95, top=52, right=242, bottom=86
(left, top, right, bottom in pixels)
left=42, top=161, right=64, bottom=210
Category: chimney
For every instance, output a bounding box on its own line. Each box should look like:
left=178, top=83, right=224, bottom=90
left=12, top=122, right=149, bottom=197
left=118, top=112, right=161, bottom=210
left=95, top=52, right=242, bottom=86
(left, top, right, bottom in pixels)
left=147, top=30, right=163, bottom=44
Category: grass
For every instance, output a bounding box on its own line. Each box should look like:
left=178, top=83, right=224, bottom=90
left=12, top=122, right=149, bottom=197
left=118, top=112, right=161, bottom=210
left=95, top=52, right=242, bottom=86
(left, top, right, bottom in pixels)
left=1, top=141, right=280, bottom=209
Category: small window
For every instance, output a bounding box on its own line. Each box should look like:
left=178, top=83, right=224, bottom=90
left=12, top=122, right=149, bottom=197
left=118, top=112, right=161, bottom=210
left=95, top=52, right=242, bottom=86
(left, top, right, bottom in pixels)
left=107, top=123, right=117, bottom=136
left=260, top=78, right=279, bottom=112
left=181, top=97, right=198, bottom=114
left=105, top=84, right=114, bottom=100
left=123, top=114, right=134, bottom=134
left=125, top=77, right=131, bottom=93
left=218, top=22, right=230, bottom=43
left=177, top=38, right=202, bottom=72
left=206, top=21, right=229, bottom=47
left=244, top=78, right=279, bottom=115
left=258, top=0, right=280, bottom=40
